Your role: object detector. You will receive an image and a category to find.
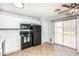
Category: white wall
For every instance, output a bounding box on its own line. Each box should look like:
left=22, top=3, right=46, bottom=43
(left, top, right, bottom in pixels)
left=47, top=21, right=52, bottom=43
left=77, top=16, right=79, bottom=52
left=51, top=21, right=55, bottom=43
left=0, top=12, right=41, bottom=55
left=41, top=18, right=51, bottom=44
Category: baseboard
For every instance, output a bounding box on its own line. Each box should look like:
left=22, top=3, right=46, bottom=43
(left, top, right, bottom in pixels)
left=4, top=49, right=21, bottom=55
left=77, top=48, right=79, bottom=52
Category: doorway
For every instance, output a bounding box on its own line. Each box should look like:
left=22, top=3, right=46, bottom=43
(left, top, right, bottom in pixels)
left=55, top=19, right=76, bottom=49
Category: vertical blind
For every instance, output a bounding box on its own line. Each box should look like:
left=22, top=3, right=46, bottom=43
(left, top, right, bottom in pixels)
left=55, top=19, right=76, bottom=49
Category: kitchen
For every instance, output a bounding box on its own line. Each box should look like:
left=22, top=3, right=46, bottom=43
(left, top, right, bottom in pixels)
left=0, top=11, right=45, bottom=55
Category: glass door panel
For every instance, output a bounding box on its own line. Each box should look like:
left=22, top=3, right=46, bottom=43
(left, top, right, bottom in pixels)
left=63, top=19, right=76, bottom=49
left=55, top=22, right=63, bottom=45
left=54, top=19, right=76, bottom=49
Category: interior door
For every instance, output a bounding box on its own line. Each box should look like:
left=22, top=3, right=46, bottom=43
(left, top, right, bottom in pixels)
left=63, top=19, right=76, bottom=49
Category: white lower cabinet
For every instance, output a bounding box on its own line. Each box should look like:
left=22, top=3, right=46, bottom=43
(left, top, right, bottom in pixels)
left=4, top=31, right=21, bottom=55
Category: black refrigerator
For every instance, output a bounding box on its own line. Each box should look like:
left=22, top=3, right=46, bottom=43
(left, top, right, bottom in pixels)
left=30, top=25, right=41, bottom=46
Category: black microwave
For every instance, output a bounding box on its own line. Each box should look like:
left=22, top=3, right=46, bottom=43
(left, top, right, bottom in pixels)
left=20, top=24, right=30, bottom=29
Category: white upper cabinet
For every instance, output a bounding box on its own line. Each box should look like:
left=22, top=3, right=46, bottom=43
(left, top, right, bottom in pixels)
left=0, top=13, right=40, bottom=29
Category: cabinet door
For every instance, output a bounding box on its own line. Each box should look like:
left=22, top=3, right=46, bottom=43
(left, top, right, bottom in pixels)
left=5, top=36, right=20, bottom=54
left=33, top=31, right=41, bottom=46
left=0, top=15, right=20, bottom=28
left=4, top=31, right=20, bottom=54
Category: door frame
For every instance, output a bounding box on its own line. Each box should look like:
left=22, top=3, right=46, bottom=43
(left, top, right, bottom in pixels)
left=52, top=18, right=77, bottom=50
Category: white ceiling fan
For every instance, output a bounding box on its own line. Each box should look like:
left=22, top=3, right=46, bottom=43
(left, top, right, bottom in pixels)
left=12, top=3, right=24, bottom=8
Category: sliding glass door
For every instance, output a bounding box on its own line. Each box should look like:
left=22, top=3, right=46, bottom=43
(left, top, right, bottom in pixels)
left=63, top=19, right=76, bottom=49
left=55, top=21, right=63, bottom=45
left=55, top=19, right=76, bottom=49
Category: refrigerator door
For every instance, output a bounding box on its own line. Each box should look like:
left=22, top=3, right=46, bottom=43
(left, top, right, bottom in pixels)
left=32, top=25, right=41, bottom=46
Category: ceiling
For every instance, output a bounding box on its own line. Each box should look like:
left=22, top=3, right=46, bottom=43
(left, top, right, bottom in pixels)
left=0, top=3, right=68, bottom=18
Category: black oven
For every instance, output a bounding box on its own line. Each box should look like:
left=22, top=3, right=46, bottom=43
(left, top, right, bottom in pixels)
left=20, top=24, right=32, bottom=50
left=20, top=24, right=41, bottom=50
left=20, top=31, right=32, bottom=50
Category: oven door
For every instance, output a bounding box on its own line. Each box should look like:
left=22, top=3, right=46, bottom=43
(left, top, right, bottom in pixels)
left=21, top=35, right=32, bottom=50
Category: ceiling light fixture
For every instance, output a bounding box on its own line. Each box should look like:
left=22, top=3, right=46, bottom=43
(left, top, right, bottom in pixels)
left=69, top=8, right=79, bottom=14
left=12, top=3, right=24, bottom=8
